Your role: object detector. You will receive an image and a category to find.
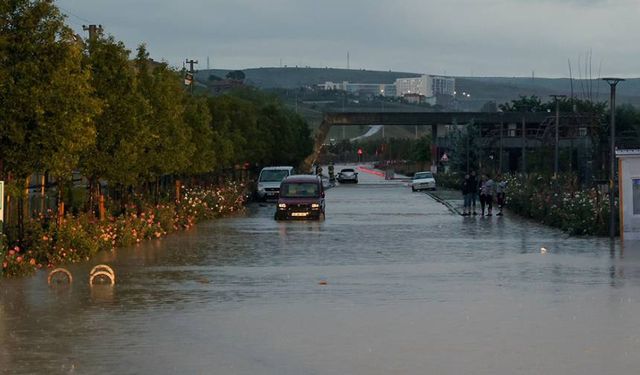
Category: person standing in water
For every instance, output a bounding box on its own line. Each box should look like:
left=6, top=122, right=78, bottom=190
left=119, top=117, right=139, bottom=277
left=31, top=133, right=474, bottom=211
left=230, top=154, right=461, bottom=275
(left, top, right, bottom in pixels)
left=461, top=174, right=472, bottom=216
left=495, top=175, right=507, bottom=216
left=469, top=170, right=478, bottom=215
left=482, top=174, right=495, bottom=216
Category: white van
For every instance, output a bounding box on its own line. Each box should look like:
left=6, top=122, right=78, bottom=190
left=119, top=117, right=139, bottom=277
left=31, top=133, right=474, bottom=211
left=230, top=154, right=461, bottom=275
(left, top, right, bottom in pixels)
left=256, top=166, right=295, bottom=201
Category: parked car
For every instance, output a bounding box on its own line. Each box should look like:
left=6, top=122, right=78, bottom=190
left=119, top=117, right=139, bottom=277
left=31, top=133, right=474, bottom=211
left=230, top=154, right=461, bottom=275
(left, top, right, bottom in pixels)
left=256, top=166, right=294, bottom=201
left=337, top=168, right=358, bottom=183
left=411, top=171, right=436, bottom=191
left=274, top=175, right=326, bottom=220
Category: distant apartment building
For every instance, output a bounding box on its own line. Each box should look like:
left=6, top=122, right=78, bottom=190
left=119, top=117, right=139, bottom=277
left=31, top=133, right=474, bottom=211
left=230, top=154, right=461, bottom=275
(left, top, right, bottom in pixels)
left=394, top=75, right=455, bottom=97
left=431, top=75, right=455, bottom=96
left=395, top=75, right=431, bottom=97
left=319, top=75, right=453, bottom=99
left=320, top=81, right=395, bottom=97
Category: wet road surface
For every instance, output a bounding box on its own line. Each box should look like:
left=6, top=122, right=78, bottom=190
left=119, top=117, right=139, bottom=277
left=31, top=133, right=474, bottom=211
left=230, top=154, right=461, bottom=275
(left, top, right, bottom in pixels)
left=2, top=165, right=640, bottom=374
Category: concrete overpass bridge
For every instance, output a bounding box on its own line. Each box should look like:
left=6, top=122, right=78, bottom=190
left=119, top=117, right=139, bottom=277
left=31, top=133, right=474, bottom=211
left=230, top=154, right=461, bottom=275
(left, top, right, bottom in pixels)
left=303, top=110, right=596, bottom=172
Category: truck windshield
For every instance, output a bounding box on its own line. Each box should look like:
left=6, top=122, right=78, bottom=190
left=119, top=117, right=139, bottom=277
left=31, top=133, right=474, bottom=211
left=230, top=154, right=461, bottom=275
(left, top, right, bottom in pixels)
left=414, top=172, right=433, bottom=179
left=259, top=170, right=289, bottom=182
left=280, top=183, right=320, bottom=198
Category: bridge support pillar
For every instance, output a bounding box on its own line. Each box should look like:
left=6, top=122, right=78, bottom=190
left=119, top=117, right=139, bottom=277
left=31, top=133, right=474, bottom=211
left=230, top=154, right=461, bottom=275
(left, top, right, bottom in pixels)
left=431, top=124, right=438, bottom=171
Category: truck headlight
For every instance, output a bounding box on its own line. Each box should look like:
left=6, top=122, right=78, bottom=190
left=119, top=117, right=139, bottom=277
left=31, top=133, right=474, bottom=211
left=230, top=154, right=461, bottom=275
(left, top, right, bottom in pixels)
left=311, top=203, right=320, bottom=209
left=278, top=203, right=287, bottom=209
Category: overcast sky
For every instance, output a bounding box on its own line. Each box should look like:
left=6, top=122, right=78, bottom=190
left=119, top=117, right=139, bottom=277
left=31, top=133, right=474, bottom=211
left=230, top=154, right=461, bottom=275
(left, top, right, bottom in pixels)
left=56, top=0, right=640, bottom=77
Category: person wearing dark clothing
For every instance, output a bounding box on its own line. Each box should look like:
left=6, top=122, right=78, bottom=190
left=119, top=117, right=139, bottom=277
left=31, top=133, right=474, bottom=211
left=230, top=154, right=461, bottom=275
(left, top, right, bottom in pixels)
left=461, top=174, right=472, bottom=216
left=495, top=175, right=507, bottom=216
left=469, top=171, right=478, bottom=215
left=479, top=174, right=494, bottom=216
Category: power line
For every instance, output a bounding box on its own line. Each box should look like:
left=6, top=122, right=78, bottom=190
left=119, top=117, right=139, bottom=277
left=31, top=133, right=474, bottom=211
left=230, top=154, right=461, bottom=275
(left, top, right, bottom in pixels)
left=57, top=6, right=93, bottom=24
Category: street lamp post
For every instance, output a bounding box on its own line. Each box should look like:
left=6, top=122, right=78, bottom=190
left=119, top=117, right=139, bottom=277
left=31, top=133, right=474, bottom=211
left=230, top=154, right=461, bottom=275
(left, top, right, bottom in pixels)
left=602, top=78, right=625, bottom=239
left=550, top=95, right=566, bottom=177
left=499, top=113, right=504, bottom=174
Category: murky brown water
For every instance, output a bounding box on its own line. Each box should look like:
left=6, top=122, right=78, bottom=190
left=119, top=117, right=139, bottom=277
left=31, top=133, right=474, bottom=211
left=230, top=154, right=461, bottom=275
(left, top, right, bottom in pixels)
left=2, top=166, right=640, bottom=374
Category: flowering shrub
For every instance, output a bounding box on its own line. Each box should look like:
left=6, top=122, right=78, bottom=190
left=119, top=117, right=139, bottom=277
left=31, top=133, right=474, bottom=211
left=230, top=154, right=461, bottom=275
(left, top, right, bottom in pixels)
left=505, top=174, right=611, bottom=236
left=2, top=245, right=40, bottom=277
left=175, top=181, right=247, bottom=229
left=1, top=181, right=248, bottom=278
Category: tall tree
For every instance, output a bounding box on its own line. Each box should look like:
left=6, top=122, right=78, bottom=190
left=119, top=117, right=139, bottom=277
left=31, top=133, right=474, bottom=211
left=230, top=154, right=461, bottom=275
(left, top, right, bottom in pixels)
left=135, top=45, right=194, bottom=181
left=183, top=95, right=215, bottom=175
left=0, top=0, right=99, bottom=231
left=80, top=33, right=151, bottom=194
left=0, top=0, right=100, bottom=180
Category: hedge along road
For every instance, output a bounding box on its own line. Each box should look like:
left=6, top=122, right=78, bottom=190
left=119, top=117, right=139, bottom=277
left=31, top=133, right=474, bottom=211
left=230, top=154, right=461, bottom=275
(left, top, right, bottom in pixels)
left=1, top=164, right=639, bottom=375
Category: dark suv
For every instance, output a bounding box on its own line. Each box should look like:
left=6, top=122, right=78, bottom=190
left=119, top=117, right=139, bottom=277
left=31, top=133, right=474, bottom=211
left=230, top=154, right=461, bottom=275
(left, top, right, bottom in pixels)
left=274, top=175, right=326, bottom=220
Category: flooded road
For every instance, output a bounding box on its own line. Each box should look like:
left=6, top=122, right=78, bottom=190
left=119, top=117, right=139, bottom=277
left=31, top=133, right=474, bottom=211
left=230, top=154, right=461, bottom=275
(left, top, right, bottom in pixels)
left=2, top=166, right=640, bottom=374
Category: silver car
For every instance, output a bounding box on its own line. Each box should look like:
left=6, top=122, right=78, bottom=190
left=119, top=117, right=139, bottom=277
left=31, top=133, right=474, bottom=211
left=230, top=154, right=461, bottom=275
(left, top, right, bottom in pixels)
left=337, top=168, right=358, bottom=183
left=411, top=171, right=436, bottom=191
left=256, top=166, right=294, bottom=200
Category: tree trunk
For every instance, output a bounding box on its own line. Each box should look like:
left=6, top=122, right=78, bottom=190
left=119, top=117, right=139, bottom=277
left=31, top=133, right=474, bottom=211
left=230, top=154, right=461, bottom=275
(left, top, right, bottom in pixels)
left=57, top=184, right=64, bottom=226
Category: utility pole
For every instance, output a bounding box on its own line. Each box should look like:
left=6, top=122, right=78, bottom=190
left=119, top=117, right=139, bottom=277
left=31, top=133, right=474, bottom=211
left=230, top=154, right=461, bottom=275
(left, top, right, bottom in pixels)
left=499, top=115, right=504, bottom=174
left=466, top=127, right=470, bottom=173
left=82, top=24, right=103, bottom=40
left=602, top=78, right=625, bottom=240
left=550, top=94, right=566, bottom=176
left=185, top=59, right=198, bottom=73
left=519, top=104, right=530, bottom=175
left=521, top=113, right=526, bottom=175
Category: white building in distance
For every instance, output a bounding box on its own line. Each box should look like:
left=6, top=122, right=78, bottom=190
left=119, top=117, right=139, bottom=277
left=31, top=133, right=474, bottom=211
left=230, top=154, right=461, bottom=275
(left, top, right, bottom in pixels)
left=319, top=81, right=396, bottom=97
left=394, top=75, right=455, bottom=97
left=319, top=75, right=454, bottom=99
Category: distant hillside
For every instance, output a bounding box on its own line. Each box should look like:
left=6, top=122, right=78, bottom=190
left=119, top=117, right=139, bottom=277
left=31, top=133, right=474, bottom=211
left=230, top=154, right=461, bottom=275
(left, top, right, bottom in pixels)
left=195, top=67, right=420, bottom=89
left=456, top=77, right=640, bottom=106
left=195, top=67, right=640, bottom=107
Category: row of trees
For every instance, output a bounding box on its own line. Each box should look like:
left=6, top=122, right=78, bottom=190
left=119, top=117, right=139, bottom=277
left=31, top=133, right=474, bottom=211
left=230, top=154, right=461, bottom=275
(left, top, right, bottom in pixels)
left=0, top=1, right=313, bottom=225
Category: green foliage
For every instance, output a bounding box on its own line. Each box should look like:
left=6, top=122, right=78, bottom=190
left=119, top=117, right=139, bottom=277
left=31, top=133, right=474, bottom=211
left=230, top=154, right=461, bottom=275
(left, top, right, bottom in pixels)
left=499, top=95, right=547, bottom=112
left=448, top=121, right=481, bottom=174
left=0, top=0, right=100, bottom=180
left=136, top=45, right=194, bottom=180
left=226, top=70, right=245, bottom=80
left=2, top=181, right=248, bottom=277
left=328, top=135, right=432, bottom=163
left=0, top=1, right=314, bottom=262
left=206, top=88, right=313, bottom=168
left=81, top=34, right=151, bottom=187
left=505, top=174, right=610, bottom=236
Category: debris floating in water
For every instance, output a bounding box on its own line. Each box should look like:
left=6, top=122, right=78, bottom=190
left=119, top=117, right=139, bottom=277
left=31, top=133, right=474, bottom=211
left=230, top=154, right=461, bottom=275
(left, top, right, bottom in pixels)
left=318, top=280, right=328, bottom=285
left=540, top=247, right=548, bottom=254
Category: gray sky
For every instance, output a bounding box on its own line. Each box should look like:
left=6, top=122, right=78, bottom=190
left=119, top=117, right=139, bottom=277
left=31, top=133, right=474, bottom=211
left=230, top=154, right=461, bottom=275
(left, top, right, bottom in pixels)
left=56, top=0, right=640, bottom=77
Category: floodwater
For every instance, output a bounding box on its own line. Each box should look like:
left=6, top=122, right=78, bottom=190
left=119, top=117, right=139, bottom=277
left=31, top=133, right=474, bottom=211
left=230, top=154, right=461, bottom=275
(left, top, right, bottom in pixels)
left=2, top=166, right=640, bottom=374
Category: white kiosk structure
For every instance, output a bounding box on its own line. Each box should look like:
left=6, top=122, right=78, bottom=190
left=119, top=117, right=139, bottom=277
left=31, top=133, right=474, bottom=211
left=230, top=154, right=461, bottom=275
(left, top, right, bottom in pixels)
left=616, top=149, right=640, bottom=240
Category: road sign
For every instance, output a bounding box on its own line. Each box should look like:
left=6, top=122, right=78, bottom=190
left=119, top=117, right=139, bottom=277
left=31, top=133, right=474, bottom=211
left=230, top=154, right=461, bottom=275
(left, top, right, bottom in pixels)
left=184, top=72, right=193, bottom=86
